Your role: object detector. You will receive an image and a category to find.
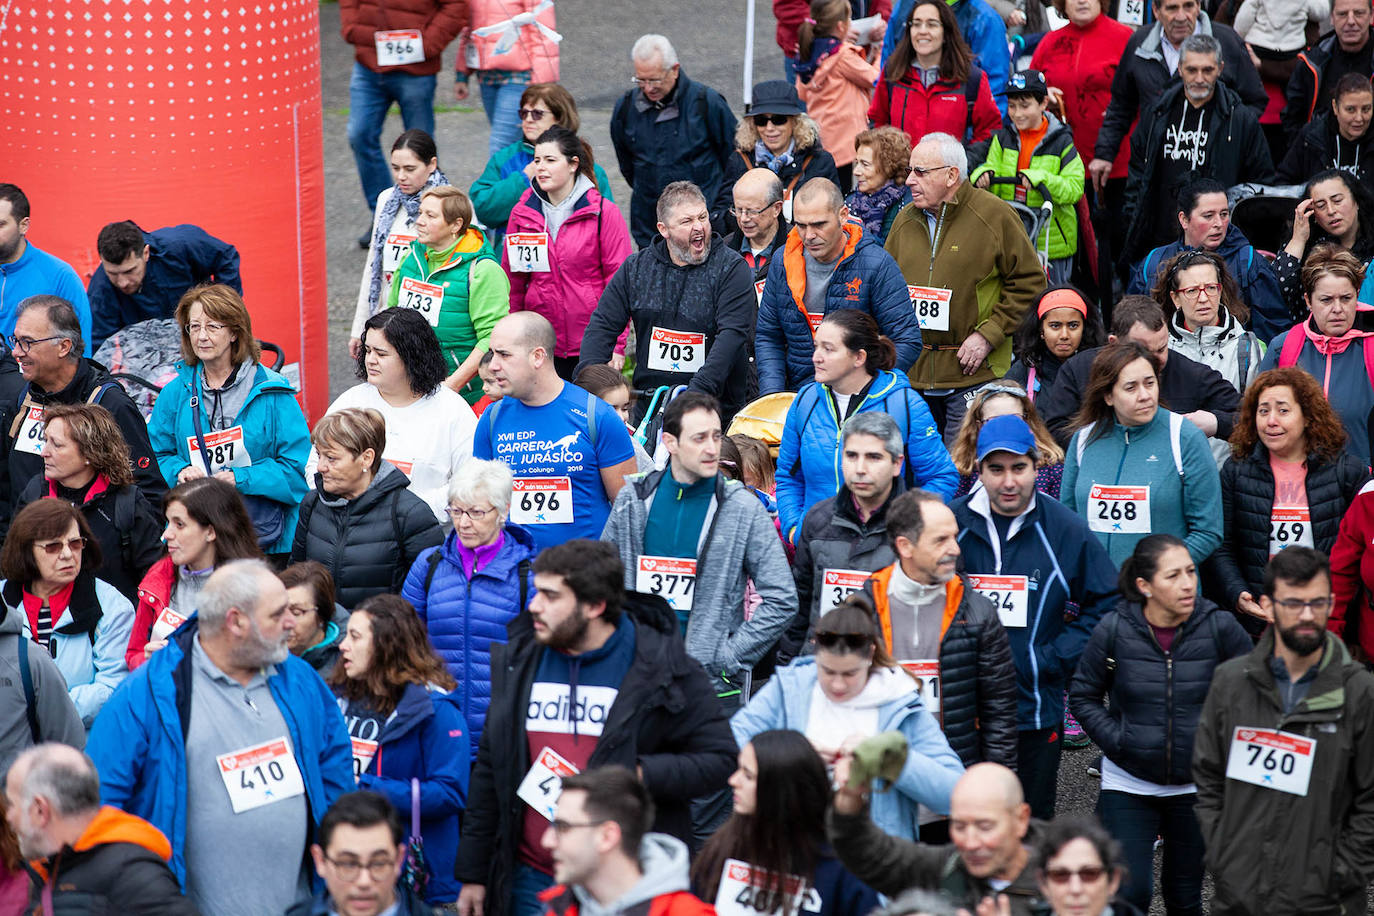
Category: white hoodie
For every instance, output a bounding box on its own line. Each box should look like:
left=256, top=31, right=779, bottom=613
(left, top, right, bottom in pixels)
left=806, top=665, right=916, bottom=750
left=1167, top=308, right=1263, bottom=467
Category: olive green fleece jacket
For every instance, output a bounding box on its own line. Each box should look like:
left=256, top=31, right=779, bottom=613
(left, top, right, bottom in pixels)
left=884, top=183, right=1046, bottom=389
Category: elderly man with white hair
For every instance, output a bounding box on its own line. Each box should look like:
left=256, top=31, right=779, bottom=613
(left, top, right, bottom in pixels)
left=609, top=33, right=738, bottom=247
left=885, top=132, right=1046, bottom=443
left=5, top=742, right=196, bottom=911
left=401, top=456, right=537, bottom=757
left=86, top=558, right=352, bottom=916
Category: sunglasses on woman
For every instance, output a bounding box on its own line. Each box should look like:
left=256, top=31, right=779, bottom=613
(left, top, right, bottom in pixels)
left=752, top=113, right=790, bottom=128
left=35, top=537, right=87, bottom=556
left=1043, top=866, right=1107, bottom=885
left=815, top=631, right=872, bottom=651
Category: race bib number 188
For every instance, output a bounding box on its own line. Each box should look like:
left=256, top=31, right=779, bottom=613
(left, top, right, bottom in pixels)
left=907, top=286, right=952, bottom=332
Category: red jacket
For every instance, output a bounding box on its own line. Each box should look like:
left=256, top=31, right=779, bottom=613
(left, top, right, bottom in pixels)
left=1330, top=481, right=1374, bottom=661
left=869, top=68, right=1000, bottom=145
left=126, top=557, right=176, bottom=671
left=774, top=0, right=892, bottom=58
left=1030, top=14, right=1134, bottom=180
left=503, top=182, right=633, bottom=359
left=339, top=0, right=468, bottom=76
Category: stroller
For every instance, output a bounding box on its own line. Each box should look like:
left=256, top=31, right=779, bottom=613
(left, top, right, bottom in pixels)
left=985, top=175, right=1058, bottom=276
left=95, top=318, right=288, bottom=420
left=1228, top=183, right=1304, bottom=258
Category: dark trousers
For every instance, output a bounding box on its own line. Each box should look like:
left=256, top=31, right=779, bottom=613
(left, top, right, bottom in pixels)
left=554, top=355, right=581, bottom=382
left=922, top=382, right=991, bottom=447
left=1097, top=789, right=1205, bottom=916
left=1017, top=726, right=1062, bottom=820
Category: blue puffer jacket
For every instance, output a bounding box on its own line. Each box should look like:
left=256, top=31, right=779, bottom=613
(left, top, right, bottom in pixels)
left=86, top=615, right=353, bottom=884
left=951, top=490, right=1119, bottom=731
left=776, top=370, right=957, bottom=541
left=147, top=361, right=311, bottom=554
left=340, top=681, right=470, bottom=904
left=730, top=658, right=965, bottom=840
left=401, top=523, right=536, bottom=757
left=755, top=222, right=923, bottom=394
left=1127, top=224, right=1288, bottom=343
left=882, top=0, right=1011, bottom=115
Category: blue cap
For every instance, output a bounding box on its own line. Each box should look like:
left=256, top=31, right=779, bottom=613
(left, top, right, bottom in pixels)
left=976, top=414, right=1039, bottom=462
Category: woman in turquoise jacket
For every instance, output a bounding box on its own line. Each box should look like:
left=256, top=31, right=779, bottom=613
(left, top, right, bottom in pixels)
left=148, top=285, right=311, bottom=555
left=1061, top=341, right=1223, bottom=568
left=776, top=309, right=957, bottom=541
left=729, top=600, right=964, bottom=841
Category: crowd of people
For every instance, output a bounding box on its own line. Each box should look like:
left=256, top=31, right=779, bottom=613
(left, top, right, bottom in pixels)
left=9, top=0, right=1374, bottom=913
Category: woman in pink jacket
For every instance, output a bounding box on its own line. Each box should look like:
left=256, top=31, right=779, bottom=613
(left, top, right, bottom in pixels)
left=796, top=0, right=882, bottom=193
left=501, top=126, right=632, bottom=379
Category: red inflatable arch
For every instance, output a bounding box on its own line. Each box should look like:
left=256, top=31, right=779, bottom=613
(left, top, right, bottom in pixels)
left=0, top=0, right=330, bottom=419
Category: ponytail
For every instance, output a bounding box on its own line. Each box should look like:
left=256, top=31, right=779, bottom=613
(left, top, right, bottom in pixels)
left=797, top=0, right=850, bottom=60
left=821, top=309, right=895, bottom=375
left=1118, top=533, right=1187, bottom=601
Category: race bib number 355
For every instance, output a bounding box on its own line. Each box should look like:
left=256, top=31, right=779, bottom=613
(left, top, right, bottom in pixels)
left=820, top=568, right=870, bottom=612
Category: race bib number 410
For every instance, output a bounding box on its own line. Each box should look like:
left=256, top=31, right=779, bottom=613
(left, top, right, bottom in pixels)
left=216, top=738, right=305, bottom=814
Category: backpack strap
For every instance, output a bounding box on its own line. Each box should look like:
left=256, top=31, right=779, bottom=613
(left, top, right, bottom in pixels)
left=1168, top=411, right=1185, bottom=482
left=485, top=397, right=505, bottom=455
left=115, top=486, right=135, bottom=576
left=1103, top=611, right=1122, bottom=695
left=1364, top=336, right=1374, bottom=389
left=1075, top=421, right=1096, bottom=465
left=17, top=637, right=40, bottom=744
left=9, top=387, right=34, bottom=440
left=86, top=382, right=119, bottom=406
left=1237, top=332, right=1254, bottom=389
left=422, top=548, right=443, bottom=594
left=791, top=387, right=826, bottom=477
left=1278, top=327, right=1306, bottom=368
left=1026, top=366, right=1037, bottom=403
left=962, top=65, right=983, bottom=143
left=585, top=391, right=599, bottom=449
left=517, top=558, right=531, bottom=611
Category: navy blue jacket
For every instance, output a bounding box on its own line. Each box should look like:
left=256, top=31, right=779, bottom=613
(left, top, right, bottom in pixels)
left=1069, top=597, right=1252, bottom=785
left=87, top=225, right=241, bottom=348
left=610, top=72, right=739, bottom=247
left=401, top=524, right=536, bottom=757
left=1126, top=224, right=1289, bottom=344
left=953, top=489, right=1119, bottom=731
left=340, top=681, right=470, bottom=904
left=755, top=222, right=922, bottom=394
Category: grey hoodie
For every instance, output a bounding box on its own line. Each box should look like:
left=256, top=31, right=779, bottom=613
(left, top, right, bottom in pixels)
left=0, top=606, right=85, bottom=772
left=537, top=173, right=596, bottom=243
left=571, top=834, right=692, bottom=916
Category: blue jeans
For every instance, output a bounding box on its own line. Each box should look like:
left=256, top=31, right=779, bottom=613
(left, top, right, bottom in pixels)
left=347, top=61, right=437, bottom=209
left=783, top=55, right=798, bottom=83
left=511, top=863, right=554, bottom=916
left=1096, top=789, right=1204, bottom=916
left=481, top=80, right=526, bottom=157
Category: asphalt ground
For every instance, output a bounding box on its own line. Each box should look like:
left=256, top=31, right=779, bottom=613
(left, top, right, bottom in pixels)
left=318, top=6, right=1204, bottom=911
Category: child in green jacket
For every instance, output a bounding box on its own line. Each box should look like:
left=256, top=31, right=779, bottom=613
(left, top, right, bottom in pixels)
left=970, top=69, right=1085, bottom=286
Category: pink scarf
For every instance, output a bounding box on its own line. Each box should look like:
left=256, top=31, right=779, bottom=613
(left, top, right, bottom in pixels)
left=1301, top=307, right=1374, bottom=355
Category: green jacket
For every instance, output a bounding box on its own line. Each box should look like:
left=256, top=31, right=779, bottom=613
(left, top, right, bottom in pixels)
left=387, top=227, right=510, bottom=404
left=828, top=807, right=1050, bottom=916
left=969, top=113, right=1084, bottom=261
left=885, top=183, right=1046, bottom=388
left=1192, top=630, right=1374, bottom=916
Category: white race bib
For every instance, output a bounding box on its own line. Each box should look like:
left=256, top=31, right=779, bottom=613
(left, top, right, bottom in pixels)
left=820, top=568, right=870, bottom=613
left=215, top=738, right=306, bottom=814
left=14, top=406, right=44, bottom=456
left=1225, top=727, right=1315, bottom=796
left=399, top=276, right=444, bottom=328
left=635, top=556, right=697, bottom=611
left=150, top=605, right=188, bottom=642
left=754, top=279, right=767, bottom=306
left=908, top=285, right=952, bottom=332
left=1268, top=507, right=1315, bottom=559
left=968, top=574, right=1029, bottom=628
left=383, top=233, right=416, bottom=274
left=715, top=859, right=821, bottom=916
left=505, top=232, right=551, bottom=273
left=1119, top=0, right=1145, bottom=25
left=351, top=737, right=379, bottom=781
left=510, top=477, right=574, bottom=525
left=374, top=29, right=424, bottom=66
left=516, top=746, right=579, bottom=820
left=805, top=311, right=825, bottom=334
left=899, top=659, right=941, bottom=713
left=1087, top=484, right=1150, bottom=534
left=186, top=426, right=252, bottom=476
left=647, top=328, right=706, bottom=373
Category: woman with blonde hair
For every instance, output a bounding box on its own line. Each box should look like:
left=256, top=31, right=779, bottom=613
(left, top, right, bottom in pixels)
left=291, top=408, right=442, bottom=609
left=387, top=185, right=511, bottom=404
left=147, top=284, right=309, bottom=555
left=949, top=382, right=1065, bottom=499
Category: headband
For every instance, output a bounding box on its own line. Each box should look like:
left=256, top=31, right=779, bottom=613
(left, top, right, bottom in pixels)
left=1037, top=289, right=1088, bottom=318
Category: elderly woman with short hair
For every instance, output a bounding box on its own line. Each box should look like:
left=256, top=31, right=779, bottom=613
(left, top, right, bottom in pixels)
left=401, top=457, right=536, bottom=755
left=290, top=408, right=442, bottom=610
